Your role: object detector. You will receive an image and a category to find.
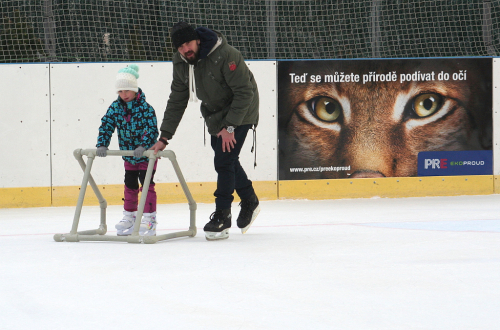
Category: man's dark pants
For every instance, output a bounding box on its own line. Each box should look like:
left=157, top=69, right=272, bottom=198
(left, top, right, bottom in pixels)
left=211, top=124, right=255, bottom=210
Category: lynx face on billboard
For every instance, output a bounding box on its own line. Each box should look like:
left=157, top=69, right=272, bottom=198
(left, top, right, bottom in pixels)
left=277, top=58, right=492, bottom=180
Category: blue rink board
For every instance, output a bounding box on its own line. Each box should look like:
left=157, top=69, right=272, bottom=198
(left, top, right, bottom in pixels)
left=362, top=220, right=500, bottom=232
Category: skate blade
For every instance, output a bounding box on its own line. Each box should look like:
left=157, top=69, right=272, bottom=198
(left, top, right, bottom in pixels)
left=117, top=227, right=157, bottom=236
left=140, top=223, right=157, bottom=236
left=117, top=227, right=134, bottom=236
left=241, top=205, right=261, bottom=234
left=205, top=229, right=229, bottom=241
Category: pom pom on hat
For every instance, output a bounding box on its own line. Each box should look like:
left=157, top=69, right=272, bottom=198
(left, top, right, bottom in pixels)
left=115, top=64, right=139, bottom=93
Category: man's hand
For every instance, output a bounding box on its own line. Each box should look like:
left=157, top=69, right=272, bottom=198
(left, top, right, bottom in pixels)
left=217, top=128, right=236, bottom=152
left=150, top=139, right=168, bottom=155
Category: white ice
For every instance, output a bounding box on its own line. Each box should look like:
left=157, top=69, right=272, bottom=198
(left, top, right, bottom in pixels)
left=1, top=195, right=500, bottom=330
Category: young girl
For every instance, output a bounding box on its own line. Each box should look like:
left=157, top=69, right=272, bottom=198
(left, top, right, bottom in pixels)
left=96, top=64, right=159, bottom=236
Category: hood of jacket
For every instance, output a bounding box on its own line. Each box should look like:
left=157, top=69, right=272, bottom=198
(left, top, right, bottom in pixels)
left=116, top=87, right=146, bottom=109
left=196, top=27, right=219, bottom=59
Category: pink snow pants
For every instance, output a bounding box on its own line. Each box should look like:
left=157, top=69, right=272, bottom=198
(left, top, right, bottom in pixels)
left=123, top=160, right=158, bottom=213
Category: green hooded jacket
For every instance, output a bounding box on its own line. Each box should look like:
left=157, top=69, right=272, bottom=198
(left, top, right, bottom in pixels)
left=160, top=30, right=259, bottom=139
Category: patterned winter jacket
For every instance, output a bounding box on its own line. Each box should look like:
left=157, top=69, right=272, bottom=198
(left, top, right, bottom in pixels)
left=96, top=88, right=159, bottom=164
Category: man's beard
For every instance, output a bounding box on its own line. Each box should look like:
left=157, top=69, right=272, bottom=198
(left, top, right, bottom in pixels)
left=184, top=50, right=199, bottom=65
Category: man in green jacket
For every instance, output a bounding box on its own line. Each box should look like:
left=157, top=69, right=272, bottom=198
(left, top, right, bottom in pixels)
left=151, top=21, right=260, bottom=241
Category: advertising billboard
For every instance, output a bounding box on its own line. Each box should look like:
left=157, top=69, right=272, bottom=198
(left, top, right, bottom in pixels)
left=278, top=58, right=492, bottom=180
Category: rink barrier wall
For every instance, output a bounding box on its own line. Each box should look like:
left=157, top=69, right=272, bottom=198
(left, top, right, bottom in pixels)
left=1, top=59, right=500, bottom=208
left=0, top=176, right=495, bottom=208
left=495, top=176, right=500, bottom=193
left=49, top=180, right=278, bottom=207
left=279, top=176, right=495, bottom=200
left=0, top=187, right=52, bottom=208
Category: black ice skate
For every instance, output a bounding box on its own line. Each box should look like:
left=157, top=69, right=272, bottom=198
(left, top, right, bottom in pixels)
left=204, top=208, right=232, bottom=241
left=237, top=194, right=260, bottom=234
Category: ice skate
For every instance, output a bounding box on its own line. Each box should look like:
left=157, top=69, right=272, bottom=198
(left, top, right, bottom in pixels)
left=140, top=212, right=157, bottom=236
left=237, top=194, right=260, bottom=234
left=115, top=211, right=137, bottom=236
left=204, top=209, right=231, bottom=241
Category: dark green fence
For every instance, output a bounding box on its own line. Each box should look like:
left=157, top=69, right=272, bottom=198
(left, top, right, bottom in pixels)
left=1, top=0, right=499, bottom=63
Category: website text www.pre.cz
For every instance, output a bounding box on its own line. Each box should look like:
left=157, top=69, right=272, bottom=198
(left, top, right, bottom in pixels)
left=289, top=166, right=351, bottom=173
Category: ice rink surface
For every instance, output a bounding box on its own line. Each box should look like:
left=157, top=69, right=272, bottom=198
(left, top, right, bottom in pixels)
left=1, top=194, right=500, bottom=330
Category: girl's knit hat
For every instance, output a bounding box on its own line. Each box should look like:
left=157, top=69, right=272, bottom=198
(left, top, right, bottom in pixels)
left=115, top=64, right=139, bottom=93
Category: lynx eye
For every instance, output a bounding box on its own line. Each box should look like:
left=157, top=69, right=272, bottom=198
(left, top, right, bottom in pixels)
left=412, top=93, right=442, bottom=118
left=309, top=97, right=342, bottom=122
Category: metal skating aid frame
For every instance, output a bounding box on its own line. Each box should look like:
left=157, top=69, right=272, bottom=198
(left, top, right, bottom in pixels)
left=54, top=149, right=197, bottom=244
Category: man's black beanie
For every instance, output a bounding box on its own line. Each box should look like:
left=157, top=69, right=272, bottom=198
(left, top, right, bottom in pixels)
left=171, top=22, right=199, bottom=49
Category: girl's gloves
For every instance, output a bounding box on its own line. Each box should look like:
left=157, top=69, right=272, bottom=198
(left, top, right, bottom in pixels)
left=96, top=146, right=108, bottom=157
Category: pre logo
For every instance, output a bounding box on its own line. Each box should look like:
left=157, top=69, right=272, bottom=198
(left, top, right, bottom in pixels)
left=418, top=150, right=492, bottom=176
left=424, top=158, right=447, bottom=169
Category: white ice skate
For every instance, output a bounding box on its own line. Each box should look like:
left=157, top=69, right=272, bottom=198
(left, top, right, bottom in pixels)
left=115, top=211, right=137, bottom=236
left=140, top=212, right=157, bottom=236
